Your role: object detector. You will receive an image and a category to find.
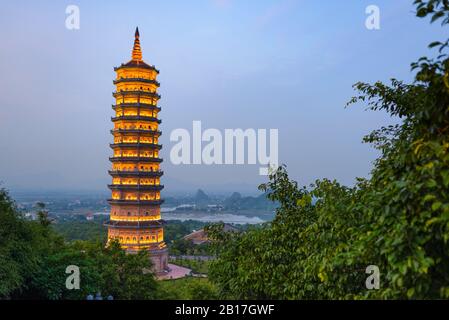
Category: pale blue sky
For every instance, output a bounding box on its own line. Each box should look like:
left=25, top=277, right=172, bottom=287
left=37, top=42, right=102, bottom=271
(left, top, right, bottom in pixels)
left=0, top=0, right=445, bottom=193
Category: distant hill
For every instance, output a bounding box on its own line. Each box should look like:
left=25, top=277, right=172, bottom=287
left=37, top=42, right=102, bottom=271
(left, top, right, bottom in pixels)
left=195, top=189, right=210, bottom=202
left=162, top=189, right=277, bottom=212
left=223, top=192, right=276, bottom=211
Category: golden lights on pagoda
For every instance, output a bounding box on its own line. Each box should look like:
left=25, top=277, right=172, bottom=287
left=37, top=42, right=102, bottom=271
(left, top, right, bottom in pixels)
left=105, top=27, right=168, bottom=273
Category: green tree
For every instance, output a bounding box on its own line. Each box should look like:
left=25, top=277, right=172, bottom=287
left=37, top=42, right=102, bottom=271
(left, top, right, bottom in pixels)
left=35, top=202, right=52, bottom=228
left=157, top=278, right=218, bottom=300
left=0, top=188, right=158, bottom=300
left=208, top=0, right=449, bottom=299
left=0, top=189, right=38, bottom=298
left=99, top=241, right=158, bottom=300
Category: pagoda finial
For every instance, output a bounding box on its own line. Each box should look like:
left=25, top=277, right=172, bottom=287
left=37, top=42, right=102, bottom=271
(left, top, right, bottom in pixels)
left=132, top=27, right=142, bottom=61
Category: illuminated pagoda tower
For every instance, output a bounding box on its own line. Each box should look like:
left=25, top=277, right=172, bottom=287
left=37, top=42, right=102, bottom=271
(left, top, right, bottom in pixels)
left=105, top=27, right=168, bottom=273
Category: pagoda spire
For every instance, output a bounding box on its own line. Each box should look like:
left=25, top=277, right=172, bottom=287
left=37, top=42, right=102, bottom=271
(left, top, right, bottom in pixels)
left=132, top=27, right=142, bottom=61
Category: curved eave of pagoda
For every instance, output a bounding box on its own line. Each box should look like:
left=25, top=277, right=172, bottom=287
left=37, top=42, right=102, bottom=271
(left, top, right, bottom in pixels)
left=111, top=116, right=161, bottom=123
left=104, top=219, right=166, bottom=229
left=109, top=156, right=163, bottom=163
left=113, top=78, right=160, bottom=86
left=111, top=129, right=162, bottom=136
left=112, top=90, right=161, bottom=99
left=108, top=199, right=164, bottom=205
left=122, top=245, right=168, bottom=254
left=114, top=62, right=160, bottom=73
left=112, top=103, right=161, bottom=112
left=108, top=184, right=164, bottom=191
left=109, top=143, right=162, bottom=150
left=108, top=170, right=164, bottom=177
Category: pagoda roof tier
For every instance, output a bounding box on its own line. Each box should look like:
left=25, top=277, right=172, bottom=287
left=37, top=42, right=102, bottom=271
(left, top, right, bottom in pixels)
left=109, top=157, right=163, bottom=163
left=111, top=129, right=162, bottom=136
left=109, top=142, right=162, bottom=150
left=113, top=90, right=161, bottom=99
left=108, top=170, right=163, bottom=177
left=114, top=61, right=160, bottom=73
left=108, top=199, right=164, bottom=205
left=112, top=103, right=161, bottom=111
left=111, top=115, right=161, bottom=123
left=104, top=219, right=165, bottom=229
left=120, top=244, right=168, bottom=253
left=113, top=78, right=160, bottom=86
left=120, top=244, right=166, bottom=251
left=108, top=184, right=164, bottom=191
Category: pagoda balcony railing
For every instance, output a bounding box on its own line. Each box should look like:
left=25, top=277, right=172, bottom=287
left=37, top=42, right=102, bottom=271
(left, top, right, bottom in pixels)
left=117, top=243, right=164, bottom=248
left=111, top=129, right=162, bottom=136
left=111, top=115, right=161, bottom=123
left=113, top=90, right=161, bottom=99
left=108, top=199, right=164, bottom=205
left=110, top=142, right=162, bottom=149
left=108, top=184, right=164, bottom=191
left=104, top=219, right=165, bottom=229
left=117, top=244, right=167, bottom=252
left=112, top=103, right=161, bottom=111
left=109, top=156, right=163, bottom=163
left=108, top=170, right=164, bottom=177
left=113, top=78, right=160, bottom=86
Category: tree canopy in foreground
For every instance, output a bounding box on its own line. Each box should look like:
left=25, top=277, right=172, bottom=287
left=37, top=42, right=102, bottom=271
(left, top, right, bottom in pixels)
left=207, top=0, right=449, bottom=299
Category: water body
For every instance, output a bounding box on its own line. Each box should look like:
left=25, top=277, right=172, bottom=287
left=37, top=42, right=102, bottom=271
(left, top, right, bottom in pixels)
left=94, top=209, right=268, bottom=224
left=163, top=212, right=266, bottom=224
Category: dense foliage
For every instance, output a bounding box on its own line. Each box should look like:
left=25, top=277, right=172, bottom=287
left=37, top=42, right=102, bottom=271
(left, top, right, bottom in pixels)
left=52, top=216, right=108, bottom=242
left=170, top=239, right=211, bottom=255
left=157, top=277, right=218, bottom=300
left=207, top=0, right=449, bottom=299
left=0, top=189, right=157, bottom=299
left=0, top=189, right=220, bottom=299
left=53, top=217, right=205, bottom=245
left=170, top=257, right=211, bottom=274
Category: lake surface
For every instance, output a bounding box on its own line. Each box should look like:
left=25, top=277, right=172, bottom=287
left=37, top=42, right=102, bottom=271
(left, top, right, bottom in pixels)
left=94, top=210, right=269, bottom=224
left=162, top=212, right=266, bottom=224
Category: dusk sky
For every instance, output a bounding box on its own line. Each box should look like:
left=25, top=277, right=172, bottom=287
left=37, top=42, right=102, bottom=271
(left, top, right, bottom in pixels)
left=0, top=0, right=446, bottom=194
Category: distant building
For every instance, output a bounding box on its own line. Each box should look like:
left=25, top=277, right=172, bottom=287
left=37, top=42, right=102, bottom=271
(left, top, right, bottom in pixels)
left=183, top=229, right=209, bottom=245
left=86, top=212, right=94, bottom=221
left=24, top=212, right=37, bottom=221
left=183, top=224, right=239, bottom=245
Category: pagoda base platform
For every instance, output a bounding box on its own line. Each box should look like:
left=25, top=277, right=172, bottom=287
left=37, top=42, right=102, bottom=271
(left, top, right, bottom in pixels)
left=127, top=246, right=169, bottom=275
left=149, top=247, right=169, bottom=275
left=157, top=264, right=192, bottom=280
